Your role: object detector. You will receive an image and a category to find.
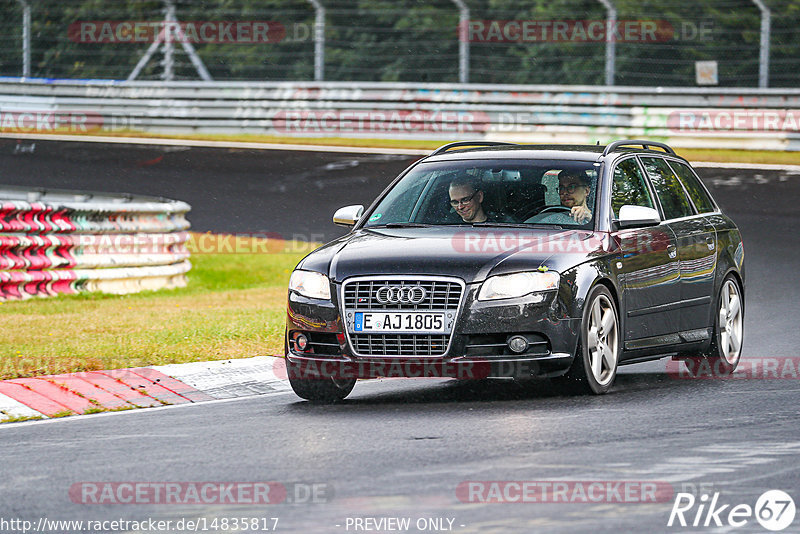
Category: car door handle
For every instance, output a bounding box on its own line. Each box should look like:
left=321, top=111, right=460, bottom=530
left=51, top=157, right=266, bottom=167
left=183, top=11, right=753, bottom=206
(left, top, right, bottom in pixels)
left=706, top=236, right=715, bottom=250
left=667, top=244, right=677, bottom=258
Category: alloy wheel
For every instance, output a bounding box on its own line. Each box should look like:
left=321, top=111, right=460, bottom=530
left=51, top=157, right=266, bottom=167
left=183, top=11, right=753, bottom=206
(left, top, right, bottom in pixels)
left=718, top=279, right=743, bottom=365
left=587, top=293, right=619, bottom=386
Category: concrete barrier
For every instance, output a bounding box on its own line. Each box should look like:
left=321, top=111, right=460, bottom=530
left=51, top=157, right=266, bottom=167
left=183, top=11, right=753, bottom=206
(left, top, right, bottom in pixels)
left=1, top=79, right=800, bottom=150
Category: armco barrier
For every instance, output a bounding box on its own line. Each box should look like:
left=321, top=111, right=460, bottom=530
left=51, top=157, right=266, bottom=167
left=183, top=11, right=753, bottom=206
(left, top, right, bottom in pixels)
left=0, top=185, right=191, bottom=300
left=1, top=79, right=800, bottom=151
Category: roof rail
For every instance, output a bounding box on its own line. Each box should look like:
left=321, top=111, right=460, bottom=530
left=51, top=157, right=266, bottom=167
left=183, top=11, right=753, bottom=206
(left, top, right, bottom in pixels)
left=430, top=141, right=517, bottom=156
left=602, top=139, right=675, bottom=156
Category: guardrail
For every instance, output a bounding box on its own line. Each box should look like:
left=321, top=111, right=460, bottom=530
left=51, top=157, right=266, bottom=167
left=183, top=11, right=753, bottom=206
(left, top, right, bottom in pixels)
left=0, top=185, right=191, bottom=300
left=1, top=79, right=800, bottom=151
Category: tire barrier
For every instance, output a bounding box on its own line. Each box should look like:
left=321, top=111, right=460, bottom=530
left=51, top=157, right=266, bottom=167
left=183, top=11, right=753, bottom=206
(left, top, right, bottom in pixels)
left=0, top=186, right=191, bottom=300
left=1, top=79, right=800, bottom=151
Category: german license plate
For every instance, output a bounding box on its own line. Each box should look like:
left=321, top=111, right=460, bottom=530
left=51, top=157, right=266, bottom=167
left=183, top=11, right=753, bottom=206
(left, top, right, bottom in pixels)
left=354, top=312, right=445, bottom=332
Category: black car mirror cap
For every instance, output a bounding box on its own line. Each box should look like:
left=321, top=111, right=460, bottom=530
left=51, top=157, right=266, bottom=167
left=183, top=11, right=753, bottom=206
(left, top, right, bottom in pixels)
left=615, top=205, right=661, bottom=229
left=333, top=204, right=364, bottom=227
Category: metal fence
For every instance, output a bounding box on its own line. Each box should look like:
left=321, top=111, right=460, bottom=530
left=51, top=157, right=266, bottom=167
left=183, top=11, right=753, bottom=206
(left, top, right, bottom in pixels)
left=1, top=0, right=799, bottom=88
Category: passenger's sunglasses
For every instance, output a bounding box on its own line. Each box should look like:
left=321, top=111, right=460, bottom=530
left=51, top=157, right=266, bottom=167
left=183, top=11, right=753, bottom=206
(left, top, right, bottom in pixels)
left=449, top=191, right=479, bottom=207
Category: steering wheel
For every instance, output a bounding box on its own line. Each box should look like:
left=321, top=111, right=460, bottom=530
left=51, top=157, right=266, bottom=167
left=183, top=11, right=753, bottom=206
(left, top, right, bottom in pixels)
left=538, top=206, right=572, bottom=214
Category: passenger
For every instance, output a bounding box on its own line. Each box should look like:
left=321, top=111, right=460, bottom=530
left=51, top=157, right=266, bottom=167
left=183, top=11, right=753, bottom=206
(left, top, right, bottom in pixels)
left=558, top=170, right=592, bottom=224
left=448, top=178, right=509, bottom=223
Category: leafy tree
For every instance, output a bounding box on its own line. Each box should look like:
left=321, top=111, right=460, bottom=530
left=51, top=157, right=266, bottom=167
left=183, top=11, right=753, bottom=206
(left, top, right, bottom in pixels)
left=0, top=0, right=796, bottom=87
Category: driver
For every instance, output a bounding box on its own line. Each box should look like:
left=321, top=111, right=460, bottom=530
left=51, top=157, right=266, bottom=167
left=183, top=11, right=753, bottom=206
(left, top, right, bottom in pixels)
left=558, top=170, right=592, bottom=224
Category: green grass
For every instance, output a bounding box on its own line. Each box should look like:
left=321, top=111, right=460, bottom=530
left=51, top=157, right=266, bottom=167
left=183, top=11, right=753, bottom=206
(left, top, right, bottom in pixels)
left=0, top=414, right=45, bottom=423
left=0, top=234, right=311, bottom=379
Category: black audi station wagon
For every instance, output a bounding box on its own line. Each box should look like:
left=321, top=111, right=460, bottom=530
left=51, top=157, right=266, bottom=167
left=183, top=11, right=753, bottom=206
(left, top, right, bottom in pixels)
left=285, top=140, right=745, bottom=401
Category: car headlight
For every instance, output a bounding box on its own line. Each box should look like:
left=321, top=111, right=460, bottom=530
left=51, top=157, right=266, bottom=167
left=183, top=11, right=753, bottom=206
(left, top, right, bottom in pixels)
left=478, top=271, right=560, bottom=301
left=289, top=270, right=331, bottom=300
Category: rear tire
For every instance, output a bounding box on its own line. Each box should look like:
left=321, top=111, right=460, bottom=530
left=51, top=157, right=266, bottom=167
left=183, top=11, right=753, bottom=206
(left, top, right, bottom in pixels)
left=681, top=275, right=743, bottom=377
left=558, top=285, right=620, bottom=395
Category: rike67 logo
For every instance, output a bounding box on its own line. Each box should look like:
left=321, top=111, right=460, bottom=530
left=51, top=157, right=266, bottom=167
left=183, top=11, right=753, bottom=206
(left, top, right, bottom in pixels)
left=668, top=490, right=796, bottom=531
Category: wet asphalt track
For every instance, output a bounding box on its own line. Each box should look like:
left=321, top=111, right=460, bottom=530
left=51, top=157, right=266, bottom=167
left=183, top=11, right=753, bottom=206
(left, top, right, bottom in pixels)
left=0, top=140, right=799, bottom=533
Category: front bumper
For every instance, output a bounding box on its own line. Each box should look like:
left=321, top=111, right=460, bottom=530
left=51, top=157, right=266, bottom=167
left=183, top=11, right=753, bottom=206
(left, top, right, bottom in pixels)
left=285, top=283, right=581, bottom=379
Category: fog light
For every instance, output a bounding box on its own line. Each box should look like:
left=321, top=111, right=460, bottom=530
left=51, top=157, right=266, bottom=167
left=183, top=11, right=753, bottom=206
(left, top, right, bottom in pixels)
left=295, top=333, right=309, bottom=351
left=507, top=335, right=529, bottom=354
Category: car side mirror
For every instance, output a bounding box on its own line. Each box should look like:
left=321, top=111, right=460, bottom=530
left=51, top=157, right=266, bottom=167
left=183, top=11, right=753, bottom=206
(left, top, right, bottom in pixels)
left=332, top=204, right=364, bottom=227
left=616, top=205, right=661, bottom=229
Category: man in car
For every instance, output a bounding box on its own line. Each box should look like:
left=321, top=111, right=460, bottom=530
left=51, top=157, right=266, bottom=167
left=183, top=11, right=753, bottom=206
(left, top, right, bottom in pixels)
left=523, top=169, right=593, bottom=225
left=558, top=170, right=592, bottom=224
left=448, top=178, right=509, bottom=223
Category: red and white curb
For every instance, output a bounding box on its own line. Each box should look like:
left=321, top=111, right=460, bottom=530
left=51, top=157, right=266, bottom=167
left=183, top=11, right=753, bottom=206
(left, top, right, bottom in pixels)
left=0, top=356, right=290, bottom=422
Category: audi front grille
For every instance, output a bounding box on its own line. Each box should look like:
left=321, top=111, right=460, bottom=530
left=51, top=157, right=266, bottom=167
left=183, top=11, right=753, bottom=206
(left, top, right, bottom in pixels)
left=341, top=276, right=465, bottom=358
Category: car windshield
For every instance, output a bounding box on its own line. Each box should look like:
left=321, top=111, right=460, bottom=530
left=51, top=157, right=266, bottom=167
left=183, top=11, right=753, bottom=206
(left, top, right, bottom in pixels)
left=363, top=159, right=599, bottom=229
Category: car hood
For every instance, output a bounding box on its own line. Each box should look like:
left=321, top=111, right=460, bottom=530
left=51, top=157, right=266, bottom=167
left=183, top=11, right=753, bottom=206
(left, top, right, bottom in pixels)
left=298, top=227, right=609, bottom=284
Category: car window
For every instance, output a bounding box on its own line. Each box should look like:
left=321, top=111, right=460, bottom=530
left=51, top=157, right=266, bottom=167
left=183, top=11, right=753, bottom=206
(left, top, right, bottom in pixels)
left=362, top=159, right=598, bottom=228
left=667, top=160, right=716, bottom=213
left=639, top=157, right=694, bottom=220
left=365, top=169, right=430, bottom=225
left=611, top=158, right=655, bottom=218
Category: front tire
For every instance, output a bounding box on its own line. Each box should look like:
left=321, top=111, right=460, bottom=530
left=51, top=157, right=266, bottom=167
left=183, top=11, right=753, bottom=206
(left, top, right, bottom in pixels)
left=286, top=359, right=356, bottom=402
left=559, top=285, right=620, bottom=394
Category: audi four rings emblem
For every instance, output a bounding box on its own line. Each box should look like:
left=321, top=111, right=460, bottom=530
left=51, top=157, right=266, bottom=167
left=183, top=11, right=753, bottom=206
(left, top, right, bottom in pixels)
left=375, top=285, right=427, bottom=304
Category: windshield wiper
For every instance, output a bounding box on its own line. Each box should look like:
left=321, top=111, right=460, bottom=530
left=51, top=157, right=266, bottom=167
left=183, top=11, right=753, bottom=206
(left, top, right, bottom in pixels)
left=370, top=222, right=432, bottom=228
left=471, top=222, right=563, bottom=230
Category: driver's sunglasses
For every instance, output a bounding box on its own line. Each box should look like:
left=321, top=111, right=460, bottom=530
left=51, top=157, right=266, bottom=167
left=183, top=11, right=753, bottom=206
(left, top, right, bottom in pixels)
left=449, top=191, right=478, bottom=207
left=558, top=183, right=585, bottom=193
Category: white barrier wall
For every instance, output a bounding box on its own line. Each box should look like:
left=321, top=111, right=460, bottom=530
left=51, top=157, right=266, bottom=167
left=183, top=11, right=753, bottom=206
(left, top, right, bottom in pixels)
left=1, top=79, right=799, bottom=151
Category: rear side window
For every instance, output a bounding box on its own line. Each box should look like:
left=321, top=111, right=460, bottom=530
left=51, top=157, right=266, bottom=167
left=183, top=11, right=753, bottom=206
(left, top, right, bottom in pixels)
left=667, top=160, right=716, bottom=213
left=611, top=158, right=655, bottom=218
left=640, top=157, right=694, bottom=220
